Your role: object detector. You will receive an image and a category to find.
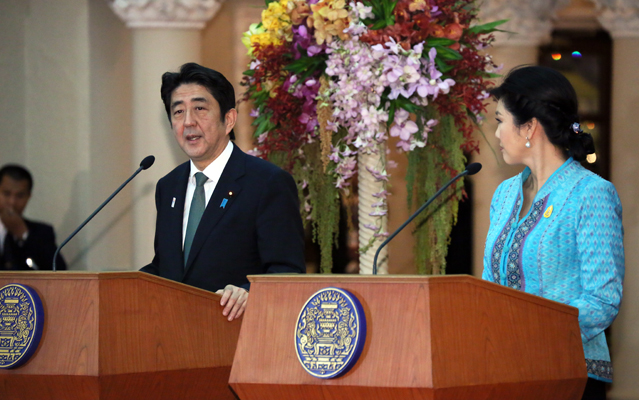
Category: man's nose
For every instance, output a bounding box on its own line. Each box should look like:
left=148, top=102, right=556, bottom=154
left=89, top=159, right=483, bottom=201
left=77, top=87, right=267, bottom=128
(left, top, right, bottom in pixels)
left=5, top=195, right=16, bottom=208
left=184, top=109, right=196, bottom=127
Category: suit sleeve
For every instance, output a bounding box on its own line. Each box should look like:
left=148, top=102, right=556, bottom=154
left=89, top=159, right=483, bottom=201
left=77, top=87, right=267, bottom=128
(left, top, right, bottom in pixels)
left=568, top=179, right=625, bottom=342
left=19, top=223, right=66, bottom=270
left=140, top=180, right=161, bottom=275
left=255, top=168, right=306, bottom=276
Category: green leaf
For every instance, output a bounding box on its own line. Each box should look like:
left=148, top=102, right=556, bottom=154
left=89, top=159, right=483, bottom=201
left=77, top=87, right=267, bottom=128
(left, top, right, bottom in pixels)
left=370, top=20, right=388, bottom=30
left=435, top=57, right=455, bottom=73
left=467, top=19, right=508, bottom=35
left=361, top=0, right=396, bottom=30
left=435, top=46, right=463, bottom=61
left=426, top=37, right=456, bottom=47
left=388, top=102, right=396, bottom=128
left=243, top=69, right=255, bottom=77
left=387, top=97, right=422, bottom=125
left=251, top=112, right=269, bottom=127
left=254, top=115, right=276, bottom=137
left=254, top=118, right=270, bottom=137
left=284, top=48, right=328, bottom=81
left=250, top=90, right=270, bottom=107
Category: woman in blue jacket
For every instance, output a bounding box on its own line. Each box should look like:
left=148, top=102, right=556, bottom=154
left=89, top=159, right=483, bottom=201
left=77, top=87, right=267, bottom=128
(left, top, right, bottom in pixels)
left=483, top=65, right=624, bottom=400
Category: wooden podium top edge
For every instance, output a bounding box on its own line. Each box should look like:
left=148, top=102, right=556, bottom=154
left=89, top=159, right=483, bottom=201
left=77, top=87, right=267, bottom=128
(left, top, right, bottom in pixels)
left=0, top=271, right=222, bottom=300
left=247, top=274, right=579, bottom=316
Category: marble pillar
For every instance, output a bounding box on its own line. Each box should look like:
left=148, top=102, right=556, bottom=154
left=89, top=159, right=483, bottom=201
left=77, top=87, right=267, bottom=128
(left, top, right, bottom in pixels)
left=109, top=0, right=224, bottom=267
left=594, top=2, right=639, bottom=398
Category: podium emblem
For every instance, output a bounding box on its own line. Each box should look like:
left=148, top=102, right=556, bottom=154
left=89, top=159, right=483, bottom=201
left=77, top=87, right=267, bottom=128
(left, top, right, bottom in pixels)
left=0, top=284, right=45, bottom=369
left=295, top=287, right=366, bottom=378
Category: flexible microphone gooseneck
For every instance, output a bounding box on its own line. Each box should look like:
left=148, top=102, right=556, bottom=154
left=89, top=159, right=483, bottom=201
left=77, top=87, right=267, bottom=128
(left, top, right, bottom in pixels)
left=52, top=156, right=155, bottom=271
left=372, top=162, right=482, bottom=275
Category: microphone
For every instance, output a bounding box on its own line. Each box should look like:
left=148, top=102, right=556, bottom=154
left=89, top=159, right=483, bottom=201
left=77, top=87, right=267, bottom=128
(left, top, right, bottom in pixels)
left=372, top=162, right=482, bottom=274
left=52, top=156, right=155, bottom=271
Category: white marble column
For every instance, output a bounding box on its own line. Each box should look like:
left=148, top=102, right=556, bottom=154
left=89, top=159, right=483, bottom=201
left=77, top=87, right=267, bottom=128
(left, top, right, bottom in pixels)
left=472, top=0, right=568, bottom=277
left=109, top=0, right=224, bottom=267
left=593, top=3, right=639, bottom=398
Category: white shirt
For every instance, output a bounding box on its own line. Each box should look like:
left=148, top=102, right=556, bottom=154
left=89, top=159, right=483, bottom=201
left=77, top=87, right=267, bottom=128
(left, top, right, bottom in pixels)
left=182, top=141, right=234, bottom=249
left=0, top=219, right=28, bottom=254
left=0, top=220, right=6, bottom=253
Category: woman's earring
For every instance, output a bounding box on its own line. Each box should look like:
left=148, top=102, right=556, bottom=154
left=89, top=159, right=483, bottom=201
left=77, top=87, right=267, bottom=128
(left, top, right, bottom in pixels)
left=525, top=136, right=531, bottom=148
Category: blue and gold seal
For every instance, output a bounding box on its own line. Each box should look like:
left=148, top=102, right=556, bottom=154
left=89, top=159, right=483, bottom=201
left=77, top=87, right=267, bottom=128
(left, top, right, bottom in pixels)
left=0, top=284, right=45, bottom=369
left=295, top=287, right=366, bottom=379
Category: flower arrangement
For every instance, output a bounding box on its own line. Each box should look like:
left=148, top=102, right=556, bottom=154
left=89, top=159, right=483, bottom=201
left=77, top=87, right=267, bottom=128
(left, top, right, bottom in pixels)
left=242, top=0, right=504, bottom=274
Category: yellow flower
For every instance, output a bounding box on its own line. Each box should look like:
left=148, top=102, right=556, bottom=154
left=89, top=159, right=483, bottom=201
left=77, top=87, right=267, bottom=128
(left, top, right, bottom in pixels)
left=261, top=1, right=293, bottom=42
left=251, top=32, right=283, bottom=48
left=242, top=23, right=266, bottom=54
left=263, top=2, right=291, bottom=30
left=309, top=0, right=350, bottom=45
left=409, top=0, right=427, bottom=12
left=318, top=0, right=348, bottom=21
left=263, top=80, right=280, bottom=98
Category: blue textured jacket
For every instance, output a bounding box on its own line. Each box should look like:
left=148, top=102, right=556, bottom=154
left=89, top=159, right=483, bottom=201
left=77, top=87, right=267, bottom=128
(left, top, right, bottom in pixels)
left=483, top=158, right=625, bottom=382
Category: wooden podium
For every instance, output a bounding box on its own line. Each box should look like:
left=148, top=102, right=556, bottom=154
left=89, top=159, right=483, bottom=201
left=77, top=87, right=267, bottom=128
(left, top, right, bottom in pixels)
left=230, top=275, right=587, bottom=400
left=0, top=272, right=241, bottom=400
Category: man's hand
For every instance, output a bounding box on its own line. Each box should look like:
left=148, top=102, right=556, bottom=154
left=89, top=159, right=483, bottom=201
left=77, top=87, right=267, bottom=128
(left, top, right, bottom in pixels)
left=215, top=284, right=248, bottom=321
left=0, top=206, right=28, bottom=239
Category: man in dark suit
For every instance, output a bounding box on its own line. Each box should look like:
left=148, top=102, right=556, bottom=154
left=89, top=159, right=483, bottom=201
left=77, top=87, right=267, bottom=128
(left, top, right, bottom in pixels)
left=0, top=164, right=67, bottom=271
left=141, top=63, right=305, bottom=321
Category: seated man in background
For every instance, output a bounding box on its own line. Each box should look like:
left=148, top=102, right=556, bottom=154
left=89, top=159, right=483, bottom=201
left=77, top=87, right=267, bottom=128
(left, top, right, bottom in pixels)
left=0, top=164, right=67, bottom=270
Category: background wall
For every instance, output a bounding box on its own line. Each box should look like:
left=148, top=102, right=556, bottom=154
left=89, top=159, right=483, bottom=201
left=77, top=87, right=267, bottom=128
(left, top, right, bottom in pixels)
left=0, top=0, right=636, bottom=398
left=0, top=0, right=134, bottom=271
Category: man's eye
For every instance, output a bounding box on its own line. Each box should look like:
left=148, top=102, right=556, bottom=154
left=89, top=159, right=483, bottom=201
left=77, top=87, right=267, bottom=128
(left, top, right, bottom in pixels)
left=196, top=107, right=205, bottom=111
left=174, top=110, right=183, bottom=115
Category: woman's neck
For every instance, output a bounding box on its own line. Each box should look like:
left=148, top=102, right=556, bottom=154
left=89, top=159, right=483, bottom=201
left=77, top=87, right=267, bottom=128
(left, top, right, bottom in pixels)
left=525, top=144, right=568, bottom=196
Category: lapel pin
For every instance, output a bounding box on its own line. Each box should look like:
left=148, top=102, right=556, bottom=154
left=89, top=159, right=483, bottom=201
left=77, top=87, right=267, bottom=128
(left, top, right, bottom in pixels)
left=171, top=197, right=176, bottom=208
left=228, top=191, right=234, bottom=197
left=221, top=198, right=228, bottom=209
left=543, top=205, right=553, bottom=218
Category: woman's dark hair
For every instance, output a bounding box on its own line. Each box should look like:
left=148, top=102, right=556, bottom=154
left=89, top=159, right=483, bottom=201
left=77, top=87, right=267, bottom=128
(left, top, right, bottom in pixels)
left=161, top=62, right=236, bottom=140
left=489, top=65, right=594, bottom=161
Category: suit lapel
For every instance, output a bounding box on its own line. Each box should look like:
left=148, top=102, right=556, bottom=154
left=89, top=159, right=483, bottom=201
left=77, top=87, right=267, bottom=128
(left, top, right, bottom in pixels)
left=184, top=144, right=246, bottom=275
left=169, top=163, right=189, bottom=276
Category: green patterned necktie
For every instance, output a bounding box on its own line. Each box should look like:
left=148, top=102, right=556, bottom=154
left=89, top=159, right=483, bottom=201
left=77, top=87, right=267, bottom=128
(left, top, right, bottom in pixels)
left=184, top=172, right=208, bottom=266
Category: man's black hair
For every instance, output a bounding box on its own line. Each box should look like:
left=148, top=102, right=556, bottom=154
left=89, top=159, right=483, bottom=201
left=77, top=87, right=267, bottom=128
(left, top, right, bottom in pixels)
left=0, top=164, right=33, bottom=192
left=161, top=62, right=236, bottom=140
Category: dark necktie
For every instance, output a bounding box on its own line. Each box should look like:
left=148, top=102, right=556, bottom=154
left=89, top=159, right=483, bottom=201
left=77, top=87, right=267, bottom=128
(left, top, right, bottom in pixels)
left=0, top=235, right=6, bottom=269
left=1, top=234, right=14, bottom=270
left=184, top=172, right=208, bottom=267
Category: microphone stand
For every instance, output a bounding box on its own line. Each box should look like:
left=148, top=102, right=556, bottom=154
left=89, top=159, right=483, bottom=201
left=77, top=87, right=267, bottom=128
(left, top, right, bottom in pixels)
left=53, top=156, right=155, bottom=271
left=372, top=163, right=481, bottom=275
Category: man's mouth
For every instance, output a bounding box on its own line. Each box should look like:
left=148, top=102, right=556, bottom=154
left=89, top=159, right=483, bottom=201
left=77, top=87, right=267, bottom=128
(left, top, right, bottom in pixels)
left=186, top=134, right=201, bottom=142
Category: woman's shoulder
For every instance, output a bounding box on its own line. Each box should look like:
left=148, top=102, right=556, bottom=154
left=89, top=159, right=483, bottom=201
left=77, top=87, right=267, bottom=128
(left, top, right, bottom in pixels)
left=494, top=172, right=522, bottom=196
left=568, top=162, right=617, bottom=191
left=564, top=162, right=621, bottom=207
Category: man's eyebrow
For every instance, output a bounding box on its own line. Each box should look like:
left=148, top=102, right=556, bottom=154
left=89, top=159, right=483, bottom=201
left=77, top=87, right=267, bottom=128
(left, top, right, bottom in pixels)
left=170, top=97, right=209, bottom=110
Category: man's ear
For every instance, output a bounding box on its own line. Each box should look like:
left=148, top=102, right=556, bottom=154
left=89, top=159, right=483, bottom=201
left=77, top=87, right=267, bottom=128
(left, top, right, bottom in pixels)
left=225, top=108, right=238, bottom=135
